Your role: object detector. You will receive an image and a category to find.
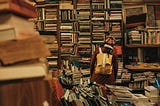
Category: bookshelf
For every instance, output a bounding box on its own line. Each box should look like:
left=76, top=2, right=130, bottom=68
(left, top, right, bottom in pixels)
left=76, top=0, right=92, bottom=69
left=91, top=0, right=106, bottom=45
left=90, top=0, right=123, bottom=46
left=107, top=0, right=123, bottom=46
left=105, top=0, right=123, bottom=63
left=33, top=0, right=124, bottom=70
left=35, top=3, right=59, bottom=33
left=34, top=1, right=60, bottom=70
left=59, top=1, right=77, bottom=69
left=122, top=0, right=160, bottom=89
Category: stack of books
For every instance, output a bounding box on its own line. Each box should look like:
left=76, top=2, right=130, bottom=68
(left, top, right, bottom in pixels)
left=0, top=36, right=50, bottom=81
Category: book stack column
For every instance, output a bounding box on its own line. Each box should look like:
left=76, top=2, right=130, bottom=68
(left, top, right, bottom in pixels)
left=0, top=1, right=61, bottom=106
left=59, top=1, right=77, bottom=69
left=76, top=0, right=92, bottom=69
left=34, top=1, right=60, bottom=70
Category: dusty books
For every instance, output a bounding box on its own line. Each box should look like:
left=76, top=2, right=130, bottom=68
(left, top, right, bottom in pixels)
left=0, top=0, right=36, bottom=18
left=0, top=62, right=47, bottom=81
left=0, top=36, right=50, bottom=65
left=0, top=13, right=39, bottom=40
left=105, top=85, right=137, bottom=102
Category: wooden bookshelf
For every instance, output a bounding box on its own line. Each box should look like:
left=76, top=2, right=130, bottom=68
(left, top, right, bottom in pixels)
left=125, top=44, right=160, bottom=48
left=91, top=0, right=106, bottom=45
left=122, top=1, right=160, bottom=89
left=76, top=0, right=92, bottom=69
left=33, top=0, right=123, bottom=70
left=33, top=2, right=60, bottom=69
left=107, top=0, right=123, bottom=46
left=122, top=0, right=160, bottom=64
left=125, top=65, right=160, bottom=71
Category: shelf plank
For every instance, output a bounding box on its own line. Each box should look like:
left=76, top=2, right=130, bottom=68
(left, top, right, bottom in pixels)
left=125, top=44, right=160, bottom=48
left=125, top=65, right=160, bottom=71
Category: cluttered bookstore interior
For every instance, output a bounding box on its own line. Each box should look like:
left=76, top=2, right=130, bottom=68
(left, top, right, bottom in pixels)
left=1, top=0, right=160, bottom=106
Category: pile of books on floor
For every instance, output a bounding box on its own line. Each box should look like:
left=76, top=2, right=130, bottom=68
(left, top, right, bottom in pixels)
left=105, top=84, right=160, bottom=106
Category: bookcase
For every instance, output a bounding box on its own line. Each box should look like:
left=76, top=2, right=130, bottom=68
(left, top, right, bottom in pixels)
left=33, top=0, right=123, bottom=71
left=106, top=0, right=123, bottom=46
left=34, top=1, right=60, bottom=70
left=122, top=0, right=160, bottom=89
left=90, top=0, right=123, bottom=46
left=91, top=0, right=106, bottom=44
left=106, top=0, right=123, bottom=62
left=58, top=1, right=79, bottom=70
left=76, top=0, right=92, bottom=69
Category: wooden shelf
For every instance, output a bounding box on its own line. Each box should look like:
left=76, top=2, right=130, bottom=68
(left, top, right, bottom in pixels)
left=144, top=0, right=160, bottom=3
left=125, top=65, right=160, bottom=71
left=108, top=8, right=122, bottom=11
left=125, top=44, right=160, bottom=48
left=35, top=3, right=59, bottom=8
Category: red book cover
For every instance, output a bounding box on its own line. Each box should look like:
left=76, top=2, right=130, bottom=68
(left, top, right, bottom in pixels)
left=114, top=46, right=122, bottom=55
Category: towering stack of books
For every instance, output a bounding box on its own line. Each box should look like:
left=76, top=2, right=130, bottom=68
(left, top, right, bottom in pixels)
left=0, top=0, right=50, bottom=80
left=32, top=0, right=60, bottom=70
left=0, top=36, right=50, bottom=81
left=91, top=0, right=106, bottom=44
left=0, top=0, right=38, bottom=40
left=76, top=0, right=92, bottom=70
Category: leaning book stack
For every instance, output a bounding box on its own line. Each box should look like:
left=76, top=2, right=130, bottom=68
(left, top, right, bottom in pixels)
left=0, top=36, right=50, bottom=81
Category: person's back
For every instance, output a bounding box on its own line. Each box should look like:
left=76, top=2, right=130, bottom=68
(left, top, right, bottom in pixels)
left=90, top=36, right=118, bottom=85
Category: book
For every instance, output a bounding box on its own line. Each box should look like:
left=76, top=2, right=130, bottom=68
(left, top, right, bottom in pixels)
left=78, top=0, right=90, bottom=3
left=0, top=13, right=39, bottom=40
left=0, top=62, right=47, bottom=81
left=0, top=27, right=16, bottom=41
left=0, top=0, right=36, bottom=18
left=0, top=36, right=50, bottom=65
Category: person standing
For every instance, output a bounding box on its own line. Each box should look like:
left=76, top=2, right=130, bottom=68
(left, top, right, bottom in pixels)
left=90, top=36, right=118, bottom=85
